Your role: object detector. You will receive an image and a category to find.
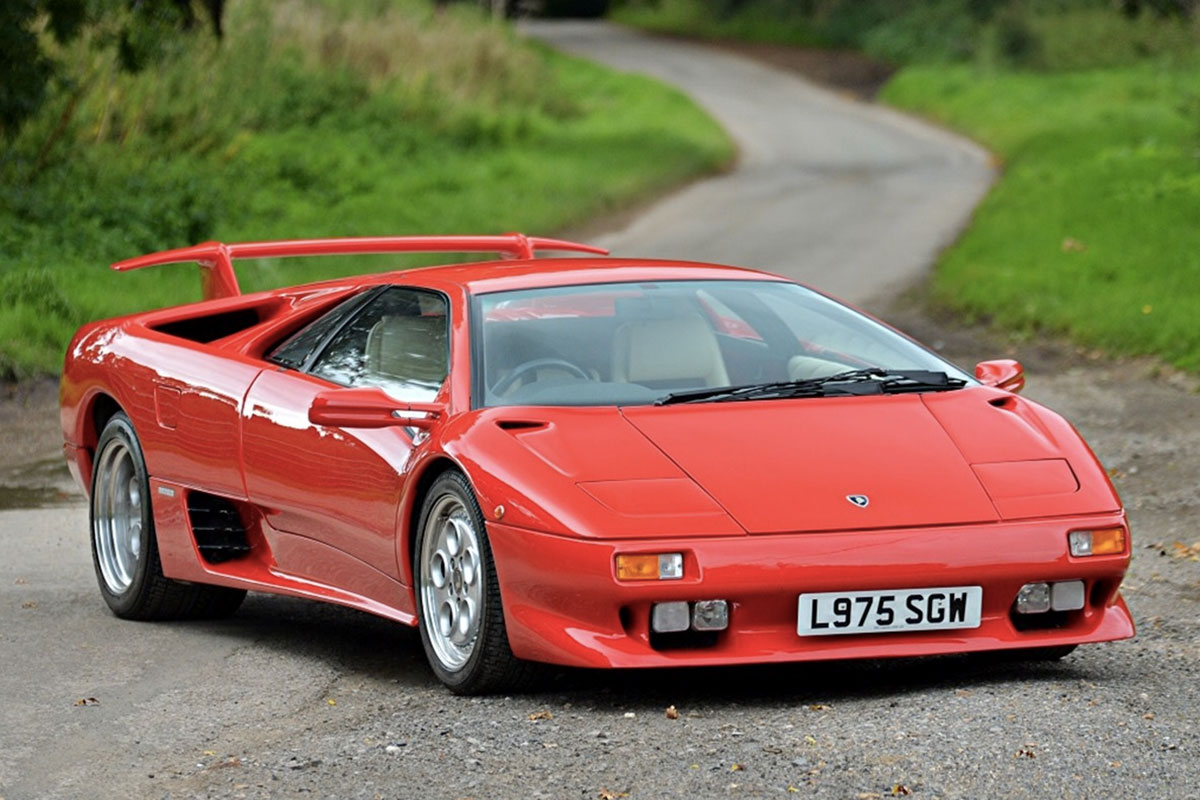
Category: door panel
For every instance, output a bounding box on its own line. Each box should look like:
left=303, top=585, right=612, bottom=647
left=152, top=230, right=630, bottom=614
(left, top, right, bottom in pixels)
left=241, top=369, right=413, bottom=580
left=241, top=286, right=451, bottom=584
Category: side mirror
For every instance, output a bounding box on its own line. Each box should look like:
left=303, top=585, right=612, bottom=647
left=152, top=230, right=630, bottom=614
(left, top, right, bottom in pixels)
left=309, top=387, right=443, bottom=429
left=975, top=359, right=1025, bottom=394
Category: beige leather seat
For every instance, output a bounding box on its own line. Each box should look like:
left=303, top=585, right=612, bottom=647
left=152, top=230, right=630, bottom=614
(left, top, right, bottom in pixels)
left=787, top=355, right=849, bottom=380
left=611, top=314, right=729, bottom=388
left=364, top=315, right=448, bottom=392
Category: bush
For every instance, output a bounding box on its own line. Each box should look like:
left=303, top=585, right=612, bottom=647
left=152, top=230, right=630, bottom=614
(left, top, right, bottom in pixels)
left=614, top=0, right=1200, bottom=70
left=859, top=1, right=983, bottom=64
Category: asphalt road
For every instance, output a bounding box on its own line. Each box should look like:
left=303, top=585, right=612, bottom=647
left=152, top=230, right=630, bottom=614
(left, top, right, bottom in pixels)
left=3, top=21, right=1198, bottom=800
left=527, top=20, right=994, bottom=309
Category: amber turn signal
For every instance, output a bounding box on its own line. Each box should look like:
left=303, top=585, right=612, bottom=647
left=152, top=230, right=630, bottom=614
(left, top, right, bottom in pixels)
left=616, top=553, right=683, bottom=581
left=1091, top=528, right=1126, bottom=555
left=1068, top=527, right=1126, bottom=557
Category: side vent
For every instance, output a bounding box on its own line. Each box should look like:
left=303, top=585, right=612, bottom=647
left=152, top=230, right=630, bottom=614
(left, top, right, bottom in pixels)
left=496, top=420, right=549, bottom=432
left=186, top=492, right=252, bottom=563
left=151, top=307, right=263, bottom=343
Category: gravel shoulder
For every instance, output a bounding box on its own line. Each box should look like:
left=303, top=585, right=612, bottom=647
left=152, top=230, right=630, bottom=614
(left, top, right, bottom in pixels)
left=2, top=22, right=1198, bottom=800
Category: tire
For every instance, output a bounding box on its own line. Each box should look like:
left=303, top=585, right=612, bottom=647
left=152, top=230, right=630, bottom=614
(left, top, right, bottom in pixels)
left=414, top=471, right=533, bottom=694
left=90, top=412, right=246, bottom=620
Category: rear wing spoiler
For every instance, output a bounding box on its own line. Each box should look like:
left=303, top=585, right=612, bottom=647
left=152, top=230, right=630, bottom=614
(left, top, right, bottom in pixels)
left=110, top=233, right=610, bottom=301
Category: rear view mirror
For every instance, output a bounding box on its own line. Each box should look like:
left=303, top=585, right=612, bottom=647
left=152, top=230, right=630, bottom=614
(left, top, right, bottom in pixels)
left=975, top=359, right=1025, bottom=394
left=309, top=387, right=443, bottom=429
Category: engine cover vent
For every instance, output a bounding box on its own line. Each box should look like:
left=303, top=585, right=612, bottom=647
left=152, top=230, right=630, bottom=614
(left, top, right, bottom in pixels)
left=186, top=492, right=252, bottom=563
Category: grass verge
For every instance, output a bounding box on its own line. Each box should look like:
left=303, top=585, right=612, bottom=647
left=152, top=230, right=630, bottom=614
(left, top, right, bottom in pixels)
left=0, top=0, right=732, bottom=378
left=882, top=65, right=1200, bottom=371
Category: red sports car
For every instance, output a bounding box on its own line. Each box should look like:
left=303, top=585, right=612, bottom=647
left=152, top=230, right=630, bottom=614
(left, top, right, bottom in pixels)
left=60, top=233, right=1134, bottom=693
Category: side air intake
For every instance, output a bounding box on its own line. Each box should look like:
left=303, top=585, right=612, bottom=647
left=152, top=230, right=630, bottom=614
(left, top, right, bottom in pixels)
left=186, top=492, right=252, bottom=563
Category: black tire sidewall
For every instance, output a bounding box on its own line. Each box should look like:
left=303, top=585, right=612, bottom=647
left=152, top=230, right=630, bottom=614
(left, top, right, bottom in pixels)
left=414, top=472, right=501, bottom=691
left=90, top=413, right=157, bottom=616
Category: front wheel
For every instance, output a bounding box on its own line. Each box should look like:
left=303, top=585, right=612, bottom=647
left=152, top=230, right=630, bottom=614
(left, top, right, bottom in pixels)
left=414, top=471, right=532, bottom=694
left=91, top=412, right=246, bottom=620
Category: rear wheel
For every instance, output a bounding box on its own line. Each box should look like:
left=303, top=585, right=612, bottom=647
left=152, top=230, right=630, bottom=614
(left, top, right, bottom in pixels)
left=91, top=412, right=246, bottom=620
left=414, top=471, right=532, bottom=694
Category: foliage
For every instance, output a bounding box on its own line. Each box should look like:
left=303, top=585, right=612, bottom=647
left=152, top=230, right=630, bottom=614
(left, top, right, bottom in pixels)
left=883, top=64, right=1200, bottom=370
left=612, top=0, right=827, bottom=47
left=613, top=0, right=1200, bottom=69
left=0, top=0, right=732, bottom=379
left=0, top=1, right=228, bottom=139
left=0, top=0, right=86, bottom=136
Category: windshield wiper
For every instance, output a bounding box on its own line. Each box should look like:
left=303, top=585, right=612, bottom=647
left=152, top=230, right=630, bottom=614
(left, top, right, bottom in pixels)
left=655, top=368, right=966, bottom=406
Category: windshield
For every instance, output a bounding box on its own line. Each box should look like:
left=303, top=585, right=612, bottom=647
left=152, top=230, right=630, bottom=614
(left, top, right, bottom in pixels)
left=474, top=280, right=971, bottom=407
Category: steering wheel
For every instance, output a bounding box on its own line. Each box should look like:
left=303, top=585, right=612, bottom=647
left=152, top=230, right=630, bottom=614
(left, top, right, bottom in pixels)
left=491, top=358, right=590, bottom=396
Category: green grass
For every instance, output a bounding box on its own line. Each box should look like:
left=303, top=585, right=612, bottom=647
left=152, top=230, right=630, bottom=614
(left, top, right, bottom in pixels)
left=613, top=0, right=827, bottom=47
left=882, top=64, right=1200, bottom=370
left=0, top=0, right=732, bottom=378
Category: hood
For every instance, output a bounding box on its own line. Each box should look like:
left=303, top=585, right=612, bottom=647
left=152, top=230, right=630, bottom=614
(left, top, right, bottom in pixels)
left=621, top=394, right=1000, bottom=534
left=458, top=388, right=1119, bottom=540
left=620, top=387, right=1118, bottom=534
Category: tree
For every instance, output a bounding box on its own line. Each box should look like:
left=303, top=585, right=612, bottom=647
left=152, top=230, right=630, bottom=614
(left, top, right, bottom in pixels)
left=1118, top=0, right=1196, bottom=17
left=0, top=0, right=226, bottom=139
left=173, top=0, right=226, bottom=39
left=0, top=0, right=87, bottom=138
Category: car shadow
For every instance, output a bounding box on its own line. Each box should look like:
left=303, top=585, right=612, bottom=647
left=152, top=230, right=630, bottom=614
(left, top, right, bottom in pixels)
left=537, top=653, right=1092, bottom=709
left=182, top=592, right=1101, bottom=706
left=181, top=592, right=435, bottom=685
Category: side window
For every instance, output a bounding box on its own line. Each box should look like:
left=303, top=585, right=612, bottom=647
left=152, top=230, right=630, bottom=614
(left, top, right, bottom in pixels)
left=310, top=287, right=449, bottom=403
left=269, top=291, right=376, bottom=370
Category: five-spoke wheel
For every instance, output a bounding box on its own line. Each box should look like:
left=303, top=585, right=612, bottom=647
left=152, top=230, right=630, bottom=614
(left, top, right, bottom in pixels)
left=419, top=493, right=485, bottom=671
left=415, top=471, right=530, bottom=693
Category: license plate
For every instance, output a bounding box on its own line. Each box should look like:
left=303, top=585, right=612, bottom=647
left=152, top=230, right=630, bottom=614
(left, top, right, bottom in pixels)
left=797, top=586, right=982, bottom=636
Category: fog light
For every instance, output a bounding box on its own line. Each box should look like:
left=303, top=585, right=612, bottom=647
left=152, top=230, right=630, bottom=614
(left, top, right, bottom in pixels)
left=1051, top=580, right=1085, bottom=611
left=1015, top=582, right=1051, bottom=614
left=651, top=601, right=691, bottom=633
left=692, top=599, right=729, bottom=631
left=616, top=553, right=683, bottom=581
left=1069, top=528, right=1125, bottom=557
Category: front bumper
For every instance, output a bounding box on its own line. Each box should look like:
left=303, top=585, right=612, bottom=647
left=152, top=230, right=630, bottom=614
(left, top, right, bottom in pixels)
left=486, top=514, right=1134, bottom=668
